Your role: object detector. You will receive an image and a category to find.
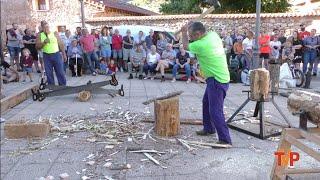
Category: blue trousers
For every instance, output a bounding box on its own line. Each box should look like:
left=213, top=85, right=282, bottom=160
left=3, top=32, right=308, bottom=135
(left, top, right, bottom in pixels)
left=143, top=63, right=157, bottom=75
left=303, top=50, right=317, bottom=73
left=172, top=63, right=191, bottom=78
left=203, top=78, right=231, bottom=144
left=84, top=51, right=99, bottom=73
left=43, top=52, right=66, bottom=85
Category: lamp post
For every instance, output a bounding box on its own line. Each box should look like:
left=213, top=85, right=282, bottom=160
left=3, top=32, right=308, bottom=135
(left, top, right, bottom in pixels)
left=252, top=0, right=261, bottom=69
left=79, top=0, right=86, bottom=28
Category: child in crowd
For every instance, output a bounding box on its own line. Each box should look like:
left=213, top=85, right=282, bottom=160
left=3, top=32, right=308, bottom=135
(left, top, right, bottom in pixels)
left=99, top=59, right=117, bottom=75
left=21, top=48, right=33, bottom=82
left=67, top=39, right=83, bottom=77
left=282, top=40, right=295, bottom=63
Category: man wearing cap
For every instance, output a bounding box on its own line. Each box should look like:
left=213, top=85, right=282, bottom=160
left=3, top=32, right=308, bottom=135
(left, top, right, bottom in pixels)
left=36, top=21, right=67, bottom=85
left=181, top=22, right=232, bottom=147
left=299, top=24, right=310, bottom=41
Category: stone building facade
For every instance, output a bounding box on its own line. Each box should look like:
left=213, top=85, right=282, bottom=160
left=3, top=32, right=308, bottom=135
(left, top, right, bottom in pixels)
left=87, top=12, right=320, bottom=35
left=0, top=0, right=157, bottom=45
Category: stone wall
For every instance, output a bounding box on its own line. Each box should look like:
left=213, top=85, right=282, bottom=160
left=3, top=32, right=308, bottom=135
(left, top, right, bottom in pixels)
left=87, top=14, right=320, bottom=35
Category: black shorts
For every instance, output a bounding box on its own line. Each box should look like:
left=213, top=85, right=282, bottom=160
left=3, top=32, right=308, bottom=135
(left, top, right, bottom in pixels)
left=260, top=53, right=269, bottom=59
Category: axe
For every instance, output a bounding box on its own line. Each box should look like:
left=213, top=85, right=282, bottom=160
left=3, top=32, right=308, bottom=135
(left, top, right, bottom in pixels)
left=174, top=0, right=221, bottom=35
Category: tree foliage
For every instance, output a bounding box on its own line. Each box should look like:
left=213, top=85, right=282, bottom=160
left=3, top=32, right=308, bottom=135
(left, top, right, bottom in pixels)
left=160, top=0, right=291, bottom=14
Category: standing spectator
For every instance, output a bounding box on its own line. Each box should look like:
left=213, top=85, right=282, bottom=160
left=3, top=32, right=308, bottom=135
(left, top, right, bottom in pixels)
left=59, top=27, right=70, bottom=72
left=221, top=31, right=233, bottom=66
left=122, top=29, right=134, bottom=71
left=80, top=28, right=99, bottom=76
left=298, top=24, right=310, bottom=40
left=37, top=25, right=45, bottom=74
left=36, top=21, right=67, bottom=85
left=270, top=35, right=282, bottom=62
left=20, top=48, right=33, bottom=82
left=155, top=43, right=175, bottom=82
left=270, top=28, right=280, bottom=41
left=144, top=45, right=159, bottom=80
left=259, top=30, right=271, bottom=69
left=128, top=45, right=146, bottom=80
left=242, top=30, right=254, bottom=69
left=112, top=29, right=123, bottom=71
left=172, top=34, right=182, bottom=54
left=135, top=31, right=145, bottom=46
left=278, top=29, right=287, bottom=55
left=145, top=29, right=156, bottom=51
left=291, top=31, right=303, bottom=69
left=100, top=27, right=112, bottom=64
left=74, top=27, right=82, bottom=42
left=91, top=29, right=100, bottom=39
left=172, top=44, right=191, bottom=83
left=7, top=23, right=22, bottom=71
left=156, top=33, right=168, bottom=55
left=67, top=39, right=83, bottom=77
left=303, top=29, right=319, bottom=74
left=23, top=28, right=40, bottom=73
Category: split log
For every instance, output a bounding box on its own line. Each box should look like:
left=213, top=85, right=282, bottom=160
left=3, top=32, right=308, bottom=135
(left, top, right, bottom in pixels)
left=78, top=91, right=91, bottom=102
left=154, top=96, right=180, bottom=136
left=142, top=91, right=183, bottom=105
left=4, top=120, right=51, bottom=139
left=269, top=63, right=280, bottom=94
left=250, top=68, right=270, bottom=101
left=287, top=90, right=320, bottom=125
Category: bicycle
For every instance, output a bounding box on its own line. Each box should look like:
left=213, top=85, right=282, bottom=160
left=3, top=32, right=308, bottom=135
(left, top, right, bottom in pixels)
left=287, top=56, right=305, bottom=87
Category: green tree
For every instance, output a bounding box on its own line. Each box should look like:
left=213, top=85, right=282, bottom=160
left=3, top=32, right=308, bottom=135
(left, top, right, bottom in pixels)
left=160, top=0, right=291, bottom=14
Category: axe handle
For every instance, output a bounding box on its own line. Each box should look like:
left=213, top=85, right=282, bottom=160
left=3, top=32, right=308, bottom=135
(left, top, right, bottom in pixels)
left=175, top=6, right=216, bottom=35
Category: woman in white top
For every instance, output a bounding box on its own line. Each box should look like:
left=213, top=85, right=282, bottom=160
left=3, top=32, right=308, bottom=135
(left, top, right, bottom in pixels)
left=242, top=30, right=254, bottom=69
left=143, top=45, right=160, bottom=80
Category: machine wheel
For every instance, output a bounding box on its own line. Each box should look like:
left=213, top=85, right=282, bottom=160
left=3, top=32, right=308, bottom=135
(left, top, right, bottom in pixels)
left=293, top=69, right=305, bottom=87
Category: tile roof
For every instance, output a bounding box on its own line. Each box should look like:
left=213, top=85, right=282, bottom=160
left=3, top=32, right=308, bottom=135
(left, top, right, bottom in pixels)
left=87, top=12, right=320, bottom=22
left=98, top=0, right=158, bottom=15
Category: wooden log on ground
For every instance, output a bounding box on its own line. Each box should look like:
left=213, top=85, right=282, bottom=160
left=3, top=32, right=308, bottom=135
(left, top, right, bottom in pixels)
left=1, top=85, right=38, bottom=113
left=154, top=97, right=180, bottom=136
left=250, top=68, right=270, bottom=101
left=269, top=63, right=280, bottom=94
left=78, top=91, right=91, bottom=102
left=287, top=90, right=320, bottom=125
left=4, top=120, right=51, bottom=139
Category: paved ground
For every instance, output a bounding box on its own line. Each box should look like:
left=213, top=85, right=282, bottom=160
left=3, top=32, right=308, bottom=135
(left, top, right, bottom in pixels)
left=1, top=72, right=320, bottom=180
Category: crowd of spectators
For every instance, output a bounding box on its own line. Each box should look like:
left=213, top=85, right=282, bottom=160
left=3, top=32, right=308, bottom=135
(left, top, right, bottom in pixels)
left=1, top=22, right=320, bottom=87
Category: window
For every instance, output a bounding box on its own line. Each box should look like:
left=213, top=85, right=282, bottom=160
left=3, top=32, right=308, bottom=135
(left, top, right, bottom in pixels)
left=34, top=0, right=49, bottom=11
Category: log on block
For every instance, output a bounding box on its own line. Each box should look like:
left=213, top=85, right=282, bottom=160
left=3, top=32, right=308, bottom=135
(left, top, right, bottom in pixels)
left=4, top=121, right=51, bottom=139
left=269, top=63, right=280, bottom=94
left=154, top=96, right=180, bottom=136
left=78, top=91, right=91, bottom=102
left=287, top=90, right=320, bottom=125
left=250, top=68, right=270, bottom=101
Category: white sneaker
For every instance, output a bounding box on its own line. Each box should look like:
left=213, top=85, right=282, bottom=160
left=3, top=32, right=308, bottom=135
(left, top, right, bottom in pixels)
left=186, top=79, right=191, bottom=84
left=151, top=76, right=155, bottom=80
left=171, top=79, right=176, bottom=83
left=144, top=76, right=150, bottom=80
left=92, top=72, right=96, bottom=76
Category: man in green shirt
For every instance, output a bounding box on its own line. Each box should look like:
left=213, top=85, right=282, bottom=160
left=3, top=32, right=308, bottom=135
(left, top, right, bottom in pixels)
left=182, top=22, right=232, bottom=146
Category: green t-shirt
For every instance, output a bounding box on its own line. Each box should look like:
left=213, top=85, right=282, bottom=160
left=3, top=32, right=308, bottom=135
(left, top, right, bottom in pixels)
left=189, top=31, right=230, bottom=83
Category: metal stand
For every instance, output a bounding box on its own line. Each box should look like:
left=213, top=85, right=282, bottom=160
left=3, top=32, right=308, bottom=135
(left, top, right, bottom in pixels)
left=227, top=90, right=293, bottom=139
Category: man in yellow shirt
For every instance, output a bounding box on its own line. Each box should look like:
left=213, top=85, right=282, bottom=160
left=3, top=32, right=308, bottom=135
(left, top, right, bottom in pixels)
left=182, top=22, right=232, bottom=146
left=36, top=21, right=67, bottom=85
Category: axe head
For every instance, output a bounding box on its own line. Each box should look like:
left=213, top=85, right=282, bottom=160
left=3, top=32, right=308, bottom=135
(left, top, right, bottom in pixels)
left=202, top=0, right=221, bottom=8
